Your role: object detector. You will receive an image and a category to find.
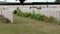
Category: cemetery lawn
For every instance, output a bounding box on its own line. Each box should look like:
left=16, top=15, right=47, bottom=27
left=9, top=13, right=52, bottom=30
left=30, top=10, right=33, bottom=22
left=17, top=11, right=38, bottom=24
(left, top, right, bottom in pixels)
left=0, top=14, right=60, bottom=34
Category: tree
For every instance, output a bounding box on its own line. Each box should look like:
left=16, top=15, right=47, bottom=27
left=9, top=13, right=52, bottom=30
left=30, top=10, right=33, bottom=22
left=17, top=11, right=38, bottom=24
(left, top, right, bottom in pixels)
left=55, top=0, right=60, bottom=3
left=19, top=0, right=26, bottom=4
left=15, top=0, right=26, bottom=4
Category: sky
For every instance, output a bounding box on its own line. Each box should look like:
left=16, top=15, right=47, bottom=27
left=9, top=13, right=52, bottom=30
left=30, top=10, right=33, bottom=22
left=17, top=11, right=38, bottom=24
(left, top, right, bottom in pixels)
left=0, top=0, right=55, bottom=2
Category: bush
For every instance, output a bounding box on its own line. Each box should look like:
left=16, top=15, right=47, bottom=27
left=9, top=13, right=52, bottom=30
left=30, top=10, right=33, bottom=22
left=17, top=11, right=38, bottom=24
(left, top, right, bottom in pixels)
left=35, top=14, right=42, bottom=20
left=47, top=16, right=56, bottom=24
left=13, top=10, right=17, bottom=14
left=41, top=15, right=48, bottom=21
left=17, top=9, right=24, bottom=17
left=24, top=12, right=32, bottom=17
left=36, top=14, right=47, bottom=21
left=31, top=13, right=37, bottom=19
left=15, top=9, right=56, bottom=24
left=31, top=13, right=45, bottom=21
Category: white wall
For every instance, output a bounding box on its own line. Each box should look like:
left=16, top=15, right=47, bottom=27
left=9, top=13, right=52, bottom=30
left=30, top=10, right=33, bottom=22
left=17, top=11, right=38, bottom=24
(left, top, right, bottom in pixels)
left=20, top=7, right=60, bottom=22
left=0, top=5, right=60, bottom=22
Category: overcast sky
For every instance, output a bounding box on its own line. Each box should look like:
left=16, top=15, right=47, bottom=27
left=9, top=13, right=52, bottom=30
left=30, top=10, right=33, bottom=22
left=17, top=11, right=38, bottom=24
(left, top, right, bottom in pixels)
left=0, top=0, right=55, bottom=2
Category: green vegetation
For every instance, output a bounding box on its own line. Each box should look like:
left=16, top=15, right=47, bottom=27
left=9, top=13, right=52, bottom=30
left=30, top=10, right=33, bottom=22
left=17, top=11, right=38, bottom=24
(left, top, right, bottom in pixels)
left=24, top=12, right=32, bottom=17
left=31, top=14, right=44, bottom=21
left=17, top=11, right=24, bottom=17
left=13, top=10, right=17, bottom=14
left=17, top=9, right=24, bottom=17
left=47, top=16, right=56, bottom=24
left=14, top=9, right=56, bottom=24
left=55, top=0, right=60, bottom=3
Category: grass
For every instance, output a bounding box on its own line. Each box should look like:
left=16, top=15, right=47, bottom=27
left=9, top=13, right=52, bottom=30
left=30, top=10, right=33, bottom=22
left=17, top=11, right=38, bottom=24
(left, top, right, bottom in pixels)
left=0, top=14, right=60, bottom=34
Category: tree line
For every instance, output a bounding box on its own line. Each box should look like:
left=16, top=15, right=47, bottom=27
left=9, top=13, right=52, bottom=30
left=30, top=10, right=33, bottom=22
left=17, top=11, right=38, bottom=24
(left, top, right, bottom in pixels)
left=4, top=0, right=60, bottom=4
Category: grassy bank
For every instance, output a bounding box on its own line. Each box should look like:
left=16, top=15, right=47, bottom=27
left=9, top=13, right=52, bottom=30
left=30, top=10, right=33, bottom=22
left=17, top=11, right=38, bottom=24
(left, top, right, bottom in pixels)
left=0, top=14, right=60, bottom=34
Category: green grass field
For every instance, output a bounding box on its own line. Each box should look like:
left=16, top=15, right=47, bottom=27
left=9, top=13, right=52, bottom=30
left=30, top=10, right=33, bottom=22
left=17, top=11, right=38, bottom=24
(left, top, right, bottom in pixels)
left=0, top=14, right=60, bottom=34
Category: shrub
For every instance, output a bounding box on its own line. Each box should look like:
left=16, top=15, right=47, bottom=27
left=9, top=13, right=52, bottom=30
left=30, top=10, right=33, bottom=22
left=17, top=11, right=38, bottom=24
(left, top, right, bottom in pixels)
left=41, top=15, right=48, bottom=21
left=35, top=14, right=43, bottom=20
left=36, top=14, right=47, bottom=21
left=31, top=13, right=37, bottom=19
left=13, top=10, right=17, bottom=14
left=15, top=9, right=56, bottom=24
left=24, top=12, right=32, bottom=17
left=31, top=13, right=45, bottom=21
left=17, top=9, right=24, bottom=17
left=47, top=16, right=56, bottom=24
